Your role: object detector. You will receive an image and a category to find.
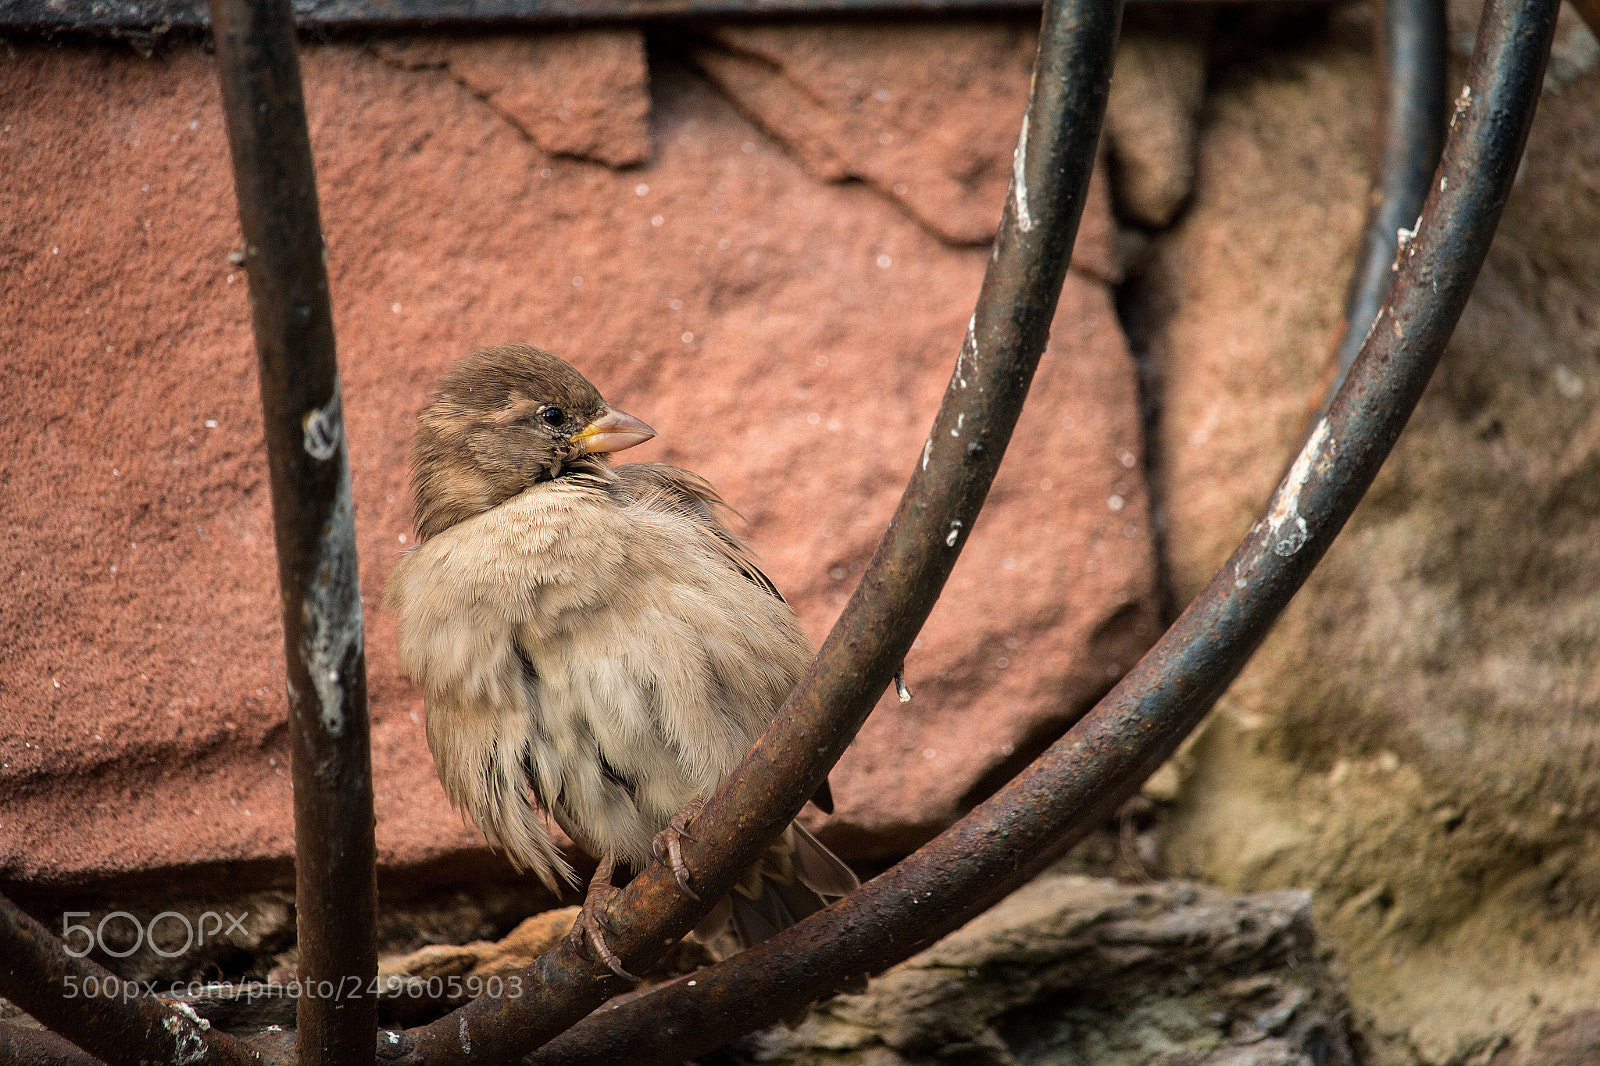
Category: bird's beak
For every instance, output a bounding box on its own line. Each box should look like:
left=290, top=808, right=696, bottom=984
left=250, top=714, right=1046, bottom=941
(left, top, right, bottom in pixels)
left=571, top=406, right=657, bottom=456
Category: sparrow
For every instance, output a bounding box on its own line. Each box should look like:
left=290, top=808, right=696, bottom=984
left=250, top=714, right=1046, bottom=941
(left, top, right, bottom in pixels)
left=384, top=343, right=858, bottom=979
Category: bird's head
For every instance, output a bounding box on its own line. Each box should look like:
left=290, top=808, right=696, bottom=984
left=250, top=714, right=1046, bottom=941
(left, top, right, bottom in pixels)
left=409, top=344, right=656, bottom=540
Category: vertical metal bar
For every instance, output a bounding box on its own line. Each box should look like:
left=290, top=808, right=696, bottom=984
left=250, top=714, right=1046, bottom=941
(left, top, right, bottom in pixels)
left=1325, top=0, right=1447, bottom=406
left=2, top=0, right=1322, bottom=36
left=205, top=0, right=378, bottom=1062
left=0, top=893, right=258, bottom=1066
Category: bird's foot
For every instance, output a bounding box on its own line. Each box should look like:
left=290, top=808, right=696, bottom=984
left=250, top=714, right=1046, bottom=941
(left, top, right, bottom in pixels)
left=651, top=796, right=705, bottom=902
left=574, top=855, right=639, bottom=983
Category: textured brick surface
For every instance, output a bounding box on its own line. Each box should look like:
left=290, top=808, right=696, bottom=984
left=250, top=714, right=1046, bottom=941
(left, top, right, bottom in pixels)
left=0, top=32, right=1156, bottom=887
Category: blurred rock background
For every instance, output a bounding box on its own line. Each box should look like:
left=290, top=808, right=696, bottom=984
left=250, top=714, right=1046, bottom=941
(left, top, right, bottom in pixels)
left=1123, top=6, right=1600, bottom=1064
left=1, top=1, right=1597, bottom=1062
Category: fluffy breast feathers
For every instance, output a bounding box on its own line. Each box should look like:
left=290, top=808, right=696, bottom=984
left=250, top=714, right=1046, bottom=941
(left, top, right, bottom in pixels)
left=384, top=465, right=812, bottom=890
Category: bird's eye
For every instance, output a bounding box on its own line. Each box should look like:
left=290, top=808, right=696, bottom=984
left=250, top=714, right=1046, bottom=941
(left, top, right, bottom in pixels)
left=539, top=406, right=565, bottom=427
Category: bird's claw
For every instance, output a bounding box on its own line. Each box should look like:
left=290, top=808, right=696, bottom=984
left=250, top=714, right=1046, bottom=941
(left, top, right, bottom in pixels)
left=651, top=797, right=705, bottom=902
left=574, top=857, right=639, bottom=983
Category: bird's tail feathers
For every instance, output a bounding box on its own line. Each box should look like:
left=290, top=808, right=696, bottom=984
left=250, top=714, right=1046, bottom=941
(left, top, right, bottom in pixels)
left=790, top=821, right=860, bottom=898
left=695, top=822, right=859, bottom=951
left=729, top=876, right=829, bottom=948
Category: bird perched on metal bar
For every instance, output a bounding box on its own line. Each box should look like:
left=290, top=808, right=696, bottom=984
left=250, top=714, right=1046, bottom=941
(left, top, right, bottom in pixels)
left=384, top=343, right=858, bottom=979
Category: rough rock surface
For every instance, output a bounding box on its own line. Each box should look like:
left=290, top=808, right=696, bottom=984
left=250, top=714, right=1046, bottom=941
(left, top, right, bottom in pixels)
left=0, top=32, right=1157, bottom=887
left=1103, top=14, right=1210, bottom=229
left=734, top=873, right=1353, bottom=1066
left=1141, top=10, right=1600, bottom=1066
left=685, top=19, right=1120, bottom=282
left=1138, top=20, right=1370, bottom=607
left=372, top=29, right=652, bottom=168
left=378, top=906, right=581, bottom=981
left=1488, top=1011, right=1600, bottom=1066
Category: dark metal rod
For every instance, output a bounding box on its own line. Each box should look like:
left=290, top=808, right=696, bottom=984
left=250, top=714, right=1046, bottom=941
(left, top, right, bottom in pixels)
left=3, top=0, right=1287, bottom=34
left=206, top=0, right=378, bottom=1060
left=518, top=0, right=1560, bottom=1055
left=0, top=1023, right=108, bottom=1066
left=385, top=0, right=1120, bottom=1061
left=1322, top=0, right=1448, bottom=412
left=0, top=893, right=259, bottom=1066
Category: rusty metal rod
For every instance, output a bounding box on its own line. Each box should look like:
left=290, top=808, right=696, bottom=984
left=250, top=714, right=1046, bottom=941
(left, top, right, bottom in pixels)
left=1323, top=0, right=1447, bottom=411
left=4, top=0, right=1302, bottom=34
left=517, top=0, right=1560, bottom=1056
left=382, top=0, right=1121, bottom=1061
left=0, top=1023, right=107, bottom=1066
left=206, top=0, right=378, bottom=1060
left=0, top=893, right=259, bottom=1066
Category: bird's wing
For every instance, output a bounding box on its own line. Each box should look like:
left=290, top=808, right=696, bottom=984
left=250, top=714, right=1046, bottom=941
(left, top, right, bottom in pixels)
left=611, top=462, right=787, bottom=604
left=612, top=462, right=839, bottom=816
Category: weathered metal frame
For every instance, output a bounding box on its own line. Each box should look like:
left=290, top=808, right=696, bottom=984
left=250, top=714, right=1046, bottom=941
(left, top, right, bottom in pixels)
left=208, top=0, right=383, bottom=1057
left=1324, top=0, right=1448, bottom=412
left=5, top=0, right=1266, bottom=35
left=0, top=0, right=1560, bottom=1059
left=0, top=1019, right=104, bottom=1066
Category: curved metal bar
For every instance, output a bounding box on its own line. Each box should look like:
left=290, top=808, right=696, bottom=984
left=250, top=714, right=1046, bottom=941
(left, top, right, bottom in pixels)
left=3, top=0, right=1298, bottom=34
left=387, top=0, right=1123, bottom=1062
left=206, top=0, right=379, bottom=1059
left=0, top=893, right=259, bottom=1066
left=0, top=1023, right=107, bottom=1066
left=520, top=0, right=1560, bottom=1057
left=1324, top=0, right=1447, bottom=411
